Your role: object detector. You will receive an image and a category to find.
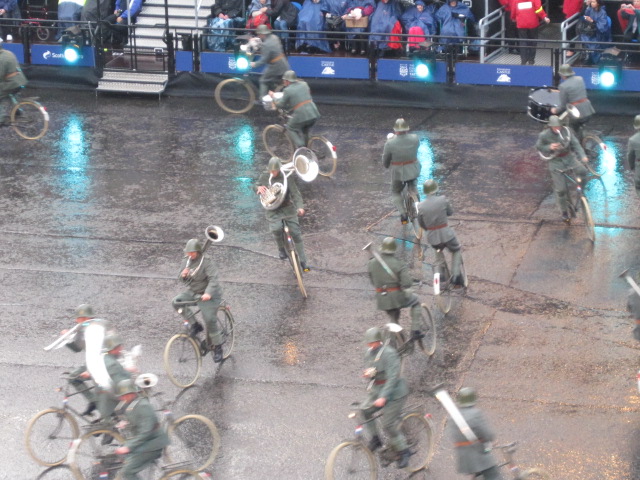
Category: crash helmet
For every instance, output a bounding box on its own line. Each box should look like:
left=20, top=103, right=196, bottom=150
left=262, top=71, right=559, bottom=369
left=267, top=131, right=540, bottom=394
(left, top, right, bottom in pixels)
left=268, top=156, right=283, bottom=170
left=255, top=24, right=271, bottom=35
left=548, top=115, right=562, bottom=128
left=104, top=331, right=124, bottom=351
left=393, top=118, right=410, bottom=132
left=423, top=179, right=439, bottom=194
left=379, top=237, right=397, bottom=254
left=282, top=70, right=298, bottom=82
left=184, top=238, right=202, bottom=253
left=364, top=327, right=383, bottom=343
left=75, top=304, right=95, bottom=318
left=457, top=387, right=477, bottom=407
left=634, top=114, right=640, bottom=130
left=117, top=379, right=139, bottom=396
left=558, top=64, right=575, bottom=77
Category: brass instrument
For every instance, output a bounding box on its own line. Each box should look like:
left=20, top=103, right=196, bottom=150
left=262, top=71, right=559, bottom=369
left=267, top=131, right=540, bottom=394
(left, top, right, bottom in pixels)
left=537, top=104, right=581, bottom=161
left=260, top=167, right=293, bottom=211
left=259, top=150, right=319, bottom=210
left=43, top=323, right=80, bottom=351
left=184, top=225, right=225, bottom=281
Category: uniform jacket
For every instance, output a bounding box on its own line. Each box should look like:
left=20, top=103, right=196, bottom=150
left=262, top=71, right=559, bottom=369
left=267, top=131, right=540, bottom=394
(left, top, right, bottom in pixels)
left=103, top=353, right=132, bottom=394
left=255, top=169, right=304, bottom=223
left=363, top=344, right=408, bottom=405
left=122, top=397, right=170, bottom=454
left=558, top=75, right=595, bottom=120
left=0, top=48, right=27, bottom=94
left=252, top=33, right=290, bottom=77
left=535, top=125, right=586, bottom=163
left=510, top=0, right=547, bottom=29
left=367, top=253, right=414, bottom=311
left=275, top=80, right=321, bottom=124
left=417, top=195, right=457, bottom=246
left=628, top=288, right=640, bottom=319
left=627, top=131, right=640, bottom=170
left=446, top=406, right=498, bottom=475
left=212, top=0, right=244, bottom=18
left=179, top=253, right=223, bottom=299
left=382, top=132, right=421, bottom=182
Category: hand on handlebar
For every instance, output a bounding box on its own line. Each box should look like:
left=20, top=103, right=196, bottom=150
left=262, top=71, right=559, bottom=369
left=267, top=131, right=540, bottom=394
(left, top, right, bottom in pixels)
left=297, top=208, right=305, bottom=216
left=115, top=446, right=130, bottom=455
left=373, top=397, right=387, bottom=408
left=201, top=293, right=211, bottom=301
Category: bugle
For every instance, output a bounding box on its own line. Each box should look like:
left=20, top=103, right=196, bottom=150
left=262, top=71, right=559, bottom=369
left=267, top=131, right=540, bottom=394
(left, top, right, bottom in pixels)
left=43, top=323, right=80, bottom=351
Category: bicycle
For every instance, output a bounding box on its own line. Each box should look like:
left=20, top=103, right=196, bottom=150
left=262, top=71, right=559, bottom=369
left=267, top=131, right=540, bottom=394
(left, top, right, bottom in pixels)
left=263, top=108, right=338, bottom=177
left=556, top=166, right=595, bottom=242
left=492, top=441, right=549, bottom=479
left=324, top=402, right=436, bottom=479
left=380, top=305, right=437, bottom=364
left=69, top=453, right=208, bottom=479
left=163, top=299, right=235, bottom=388
left=401, top=184, right=422, bottom=240
left=428, top=245, right=468, bottom=315
left=3, top=90, right=49, bottom=140
left=68, top=392, right=220, bottom=478
left=281, top=218, right=308, bottom=298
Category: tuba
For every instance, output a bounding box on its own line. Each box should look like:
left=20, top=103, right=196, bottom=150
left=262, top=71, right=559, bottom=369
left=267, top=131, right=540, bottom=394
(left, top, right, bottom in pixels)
left=259, top=149, right=319, bottom=210
left=184, top=225, right=225, bottom=280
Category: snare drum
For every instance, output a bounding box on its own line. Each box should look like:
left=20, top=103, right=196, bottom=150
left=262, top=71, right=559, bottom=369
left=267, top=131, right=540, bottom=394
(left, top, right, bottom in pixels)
left=262, top=92, right=283, bottom=111
left=527, top=87, right=560, bottom=123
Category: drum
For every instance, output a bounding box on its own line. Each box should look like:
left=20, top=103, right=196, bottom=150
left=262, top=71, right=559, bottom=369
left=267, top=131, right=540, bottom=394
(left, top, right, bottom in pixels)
left=262, top=92, right=283, bottom=111
left=527, top=87, right=560, bottom=123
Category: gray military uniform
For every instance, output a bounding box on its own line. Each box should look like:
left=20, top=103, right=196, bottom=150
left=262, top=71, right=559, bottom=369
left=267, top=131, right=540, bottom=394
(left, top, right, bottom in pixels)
left=172, top=253, right=223, bottom=346
left=0, top=47, right=27, bottom=121
left=274, top=79, right=320, bottom=148
left=253, top=33, right=290, bottom=98
left=628, top=288, right=640, bottom=341
left=255, top=168, right=308, bottom=264
left=382, top=132, right=421, bottom=217
left=97, top=352, right=132, bottom=420
left=361, top=343, right=409, bottom=453
left=367, top=253, right=422, bottom=331
left=535, top=125, right=589, bottom=213
left=626, top=130, right=640, bottom=196
left=446, top=405, right=503, bottom=479
left=557, top=75, right=595, bottom=139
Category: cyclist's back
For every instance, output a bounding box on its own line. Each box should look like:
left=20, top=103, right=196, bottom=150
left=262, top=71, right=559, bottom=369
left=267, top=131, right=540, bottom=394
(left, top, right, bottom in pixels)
left=0, top=38, right=27, bottom=124
left=556, top=64, right=595, bottom=140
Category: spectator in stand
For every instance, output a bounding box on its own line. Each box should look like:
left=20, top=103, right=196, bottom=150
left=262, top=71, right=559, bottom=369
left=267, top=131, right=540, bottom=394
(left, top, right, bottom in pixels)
left=341, top=0, right=374, bottom=55
left=55, top=0, right=85, bottom=40
left=577, top=0, right=611, bottom=64
left=563, top=0, right=584, bottom=56
left=619, top=0, right=640, bottom=43
left=323, top=0, right=348, bottom=50
left=296, top=0, right=331, bottom=53
left=435, top=0, right=476, bottom=51
left=369, top=0, right=401, bottom=57
left=248, top=0, right=272, bottom=29
left=206, top=0, right=244, bottom=51
left=401, top=0, right=435, bottom=51
left=101, top=0, right=143, bottom=46
left=267, top=0, right=299, bottom=51
left=510, top=0, right=550, bottom=65
left=498, top=0, right=518, bottom=54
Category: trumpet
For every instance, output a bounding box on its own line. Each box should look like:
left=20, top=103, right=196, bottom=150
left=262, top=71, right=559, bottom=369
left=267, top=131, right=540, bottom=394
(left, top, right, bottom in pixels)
left=43, top=323, right=80, bottom=351
left=184, top=225, right=225, bottom=281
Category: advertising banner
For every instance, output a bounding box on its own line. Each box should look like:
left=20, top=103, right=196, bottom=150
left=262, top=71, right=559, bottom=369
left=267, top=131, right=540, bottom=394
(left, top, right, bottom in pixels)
left=3, top=43, right=24, bottom=63
left=456, top=63, right=553, bottom=87
left=31, top=45, right=95, bottom=67
left=176, top=51, right=193, bottom=72
left=288, top=56, right=369, bottom=79
left=573, top=67, right=640, bottom=92
left=377, top=59, right=446, bottom=83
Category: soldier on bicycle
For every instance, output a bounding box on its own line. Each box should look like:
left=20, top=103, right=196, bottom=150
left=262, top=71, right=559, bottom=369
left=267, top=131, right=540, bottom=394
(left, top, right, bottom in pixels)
left=0, top=37, right=27, bottom=125
left=98, top=332, right=134, bottom=422
left=417, top=179, right=464, bottom=286
left=361, top=327, right=411, bottom=469
left=255, top=156, right=310, bottom=271
left=367, top=237, right=425, bottom=341
left=535, top=115, right=589, bottom=223
left=250, top=24, right=290, bottom=100
left=270, top=69, right=320, bottom=148
left=550, top=64, right=595, bottom=141
left=627, top=271, right=640, bottom=342
left=626, top=114, right=640, bottom=197
left=172, top=239, right=225, bottom=363
left=382, top=118, right=421, bottom=225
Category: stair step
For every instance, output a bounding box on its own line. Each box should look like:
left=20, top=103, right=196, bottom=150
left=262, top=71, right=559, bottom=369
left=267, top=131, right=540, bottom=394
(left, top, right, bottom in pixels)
left=97, top=81, right=167, bottom=94
left=141, top=5, right=195, bottom=16
left=137, top=16, right=203, bottom=28
left=145, top=0, right=213, bottom=8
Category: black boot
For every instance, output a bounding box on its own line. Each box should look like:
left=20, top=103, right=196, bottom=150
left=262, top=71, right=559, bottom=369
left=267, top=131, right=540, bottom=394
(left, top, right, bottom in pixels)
left=82, top=402, right=96, bottom=416
left=213, top=345, right=223, bottom=363
left=368, top=435, right=382, bottom=451
left=189, top=321, right=204, bottom=337
left=278, top=248, right=287, bottom=260
left=411, top=330, right=424, bottom=341
left=397, top=449, right=412, bottom=469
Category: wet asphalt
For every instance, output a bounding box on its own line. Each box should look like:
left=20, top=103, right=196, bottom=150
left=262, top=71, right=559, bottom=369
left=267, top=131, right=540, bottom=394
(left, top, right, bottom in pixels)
left=2, top=88, right=640, bottom=480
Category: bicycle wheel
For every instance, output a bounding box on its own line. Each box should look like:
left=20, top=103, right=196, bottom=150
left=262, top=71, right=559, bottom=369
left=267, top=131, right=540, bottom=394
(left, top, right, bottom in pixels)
left=391, top=330, right=408, bottom=375
left=161, top=469, right=209, bottom=479
left=12, top=100, right=49, bottom=140
left=37, top=27, right=51, bottom=42
left=263, top=124, right=294, bottom=160
left=308, top=136, right=337, bottom=177
left=579, top=196, right=595, bottom=243
left=214, top=78, right=255, bottom=114
left=165, top=414, right=220, bottom=472
left=163, top=333, right=202, bottom=388
left=325, top=441, right=377, bottom=480
left=288, top=249, right=308, bottom=298
left=68, top=429, right=125, bottom=480
left=25, top=408, right=80, bottom=466
left=519, top=468, right=550, bottom=479
left=434, top=264, right=452, bottom=315
left=399, top=412, right=435, bottom=472
left=582, top=135, right=607, bottom=177
left=35, top=464, right=76, bottom=480
left=415, top=304, right=436, bottom=356
left=216, top=304, right=235, bottom=360
left=406, top=192, right=422, bottom=240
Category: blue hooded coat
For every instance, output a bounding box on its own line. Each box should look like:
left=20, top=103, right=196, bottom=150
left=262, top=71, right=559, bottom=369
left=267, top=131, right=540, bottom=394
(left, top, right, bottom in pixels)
left=296, top=0, right=332, bottom=51
left=579, top=5, right=611, bottom=63
left=435, top=0, right=475, bottom=43
left=369, top=0, right=401, bottom=49
left=344, top=0, right=374, bottom=35
left=400, top=0, right=435, bottom=35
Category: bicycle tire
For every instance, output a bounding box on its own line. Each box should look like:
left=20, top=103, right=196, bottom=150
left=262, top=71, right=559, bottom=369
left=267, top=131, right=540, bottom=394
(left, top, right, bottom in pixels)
left=308, top=135, right=337, bottom=177
left=25, top=408, right=80, bottom=467
left=163, top=333, right=202, bottom=388
left=581, top=135, right=606, bottom=177
left=416, top=304, right=436, bottom=356
left=37, top=27, right=51, bottom=41
left=165, top=414, right=220, bottom=472
left=263, top=123, right=295, bottom=160
left=324, top=441, right=377, bottom=480
left=214, top=78, right=255, bottom=114
left=217, top=304, right=235, bottom=360
left=12, top=100, right=49, bottom=140
left=460, top=258, right=469, bottom=289
left=399, top=412, right=435, bottom=472
left=406, top=191, right=423, bottom=240
left=68, top=429, right=126, bottom=480
left=161, top=469, right=209, bottom=479
left=435, top=263, right=452, bottom=314
left=289, top=249, right=308, bottom=298
left=35, top=464, right=76, bottom=479
left=579, top=196, right=595, bottom=243
left=519, top=468, right=550, bottom=479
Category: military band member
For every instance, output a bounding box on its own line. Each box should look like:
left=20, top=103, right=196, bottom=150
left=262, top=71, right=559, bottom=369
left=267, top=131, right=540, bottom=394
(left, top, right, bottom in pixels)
left=98, top=332, right=133, bottom=421
left=551, top=64, right=595, bottom=141
left=361, top=327, right=411, bottom=469
left=627, top=272, right=640, bottom=342
left=250, top=24, right=290, bottom=99
left=255, top=156, right=310, bottom=272
left=626, top=114, right=640, bottom=197
left=382, top=118, right=421, bottom=225
left=172, top=239, right=225, bottom=363
left=367, top=237, right=424, bottom=340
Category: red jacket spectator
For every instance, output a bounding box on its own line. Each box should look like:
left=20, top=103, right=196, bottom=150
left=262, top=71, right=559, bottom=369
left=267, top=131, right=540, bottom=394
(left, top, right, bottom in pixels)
left=563, top=0, right=583, bottom=19
left=511, top=0, right=548, bottom=29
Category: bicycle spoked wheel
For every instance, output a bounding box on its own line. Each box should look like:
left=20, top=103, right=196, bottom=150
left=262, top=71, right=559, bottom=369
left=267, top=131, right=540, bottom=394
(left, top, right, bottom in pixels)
left=263, top=124, right=294, bottom=160
left=579, top=196, right=595, bottom=243
left=289, top=249, right=308, bottom=298
left=325, top=441, right=378, bottom=480
left=216, top=305, right=235, bottom=360
left=406, top=192, right=422, bottom=240
left=582, top=135, right=607, bottom=177
left=12, top=100, right=49, bottom=140
left=214, top=78, right=255, bottom=114
left=165, top=414, right=220, bottom=471
left=25, top=408, right=80, bottom=466
left=416, top=304, right=436, bottom=356
left=69, top=429, right=126, bottom=480
left=161, top=469, right=209, bottom=479
left=434, top=265, right=452, bottom=315
left=163, top=333, right=202, bottom=388
left=35, top=464, right=76, bottom=480
left=307, top=136, right=337, bottom=177
left=399, top=412, right=435, bottom=472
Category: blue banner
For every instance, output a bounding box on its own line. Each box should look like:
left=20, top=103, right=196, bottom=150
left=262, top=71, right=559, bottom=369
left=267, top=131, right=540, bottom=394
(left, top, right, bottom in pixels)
left=288, top=56, right=369, bottom=79
left=377, top=59, right=446, bottom=83
left=201, top=52, right=264, bottom=74
left=573, top=67, right=640, bottom=92
left=3, top=43, right=24, bottom=63
left=176, top=51, right=193, bottom=72
left=31, top=45, right=95, bottom=67
left=456, top=63, right=553, bottom=87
